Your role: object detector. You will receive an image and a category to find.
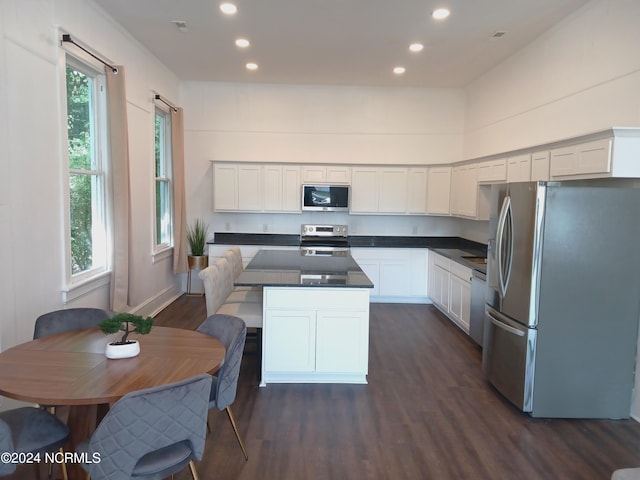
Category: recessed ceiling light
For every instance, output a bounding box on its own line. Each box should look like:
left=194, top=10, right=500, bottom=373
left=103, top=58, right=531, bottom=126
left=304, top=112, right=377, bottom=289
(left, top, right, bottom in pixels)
left=235, top=38, right=250, bottom=48
left=246, top=62, right=258, bottom=71
left=393, top=67, right=406, bottom=75
left=409, top=43, right=424, bottom=52
left=220, top=3, right=237, bottom=15
left=432, top=8, right=450, bottom=20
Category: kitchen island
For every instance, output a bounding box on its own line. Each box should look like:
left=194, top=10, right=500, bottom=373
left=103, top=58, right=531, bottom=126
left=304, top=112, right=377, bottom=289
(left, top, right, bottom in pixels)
left=235, top=249, right=373, bottom=386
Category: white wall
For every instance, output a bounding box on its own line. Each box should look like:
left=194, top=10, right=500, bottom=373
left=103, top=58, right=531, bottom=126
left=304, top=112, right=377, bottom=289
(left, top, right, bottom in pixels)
left=0, top=0, right=182, bottom=352
left=463, top=0, right=640, bottom=419
left=181, top=81, right=468, bottom=237
left=464, top=0, right=640, bottom=159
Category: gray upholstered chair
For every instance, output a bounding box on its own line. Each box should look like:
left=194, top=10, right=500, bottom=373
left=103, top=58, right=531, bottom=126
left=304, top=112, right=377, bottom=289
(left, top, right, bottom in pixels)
left=613, top=469, right=640, bottom=479
left=196, top=314, right=249, bottom=460
left=33, top=307, right=112, bottom=339
left=33, top=307, right=113, bottom=418
left=76, top=373, right=212, bottom=480
left=0, top=407, right=69, bottom=479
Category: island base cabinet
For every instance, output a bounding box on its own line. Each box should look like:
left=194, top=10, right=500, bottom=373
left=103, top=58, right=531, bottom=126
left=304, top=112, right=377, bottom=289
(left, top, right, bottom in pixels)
left=264, top=310, right=316, bottom=373
left=315, top=311, right=368, bottom=374
left=262, top=287, right=370, bottom=386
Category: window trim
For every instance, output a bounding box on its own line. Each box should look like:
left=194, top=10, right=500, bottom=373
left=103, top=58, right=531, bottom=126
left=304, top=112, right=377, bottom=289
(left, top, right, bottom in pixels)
left=153, top=105, right=174, bottom=254
left=63, top=54, right=111, bottom=289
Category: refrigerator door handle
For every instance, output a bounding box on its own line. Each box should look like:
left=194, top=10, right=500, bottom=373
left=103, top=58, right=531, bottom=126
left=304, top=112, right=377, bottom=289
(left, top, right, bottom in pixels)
left=495, top=195, right=511, bottom=297
left=486, top=308, right=525, bottom=337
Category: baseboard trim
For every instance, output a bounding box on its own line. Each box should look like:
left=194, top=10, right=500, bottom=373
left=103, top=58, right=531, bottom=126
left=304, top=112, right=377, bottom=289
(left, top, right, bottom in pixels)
left=129, top=285, right=183, bottom=318
left=369, top=296, right=432, bottom=304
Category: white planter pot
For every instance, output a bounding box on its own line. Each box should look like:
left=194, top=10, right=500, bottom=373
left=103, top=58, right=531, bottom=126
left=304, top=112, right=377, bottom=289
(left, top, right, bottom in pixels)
left=105, top=340, right=140, bottom=359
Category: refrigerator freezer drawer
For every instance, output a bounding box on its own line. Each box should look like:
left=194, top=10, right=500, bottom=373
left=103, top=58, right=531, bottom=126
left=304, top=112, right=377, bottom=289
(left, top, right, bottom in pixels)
left=482, top=306, right=536, bottom=412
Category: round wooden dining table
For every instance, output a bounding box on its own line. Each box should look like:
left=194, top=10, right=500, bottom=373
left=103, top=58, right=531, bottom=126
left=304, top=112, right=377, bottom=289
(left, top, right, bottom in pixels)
left=0, top=326, right=225, bottom=480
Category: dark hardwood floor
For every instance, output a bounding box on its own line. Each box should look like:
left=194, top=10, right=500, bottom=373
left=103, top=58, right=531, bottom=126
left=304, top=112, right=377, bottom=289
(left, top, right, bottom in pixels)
left=152, top=295, right=640, bottom=480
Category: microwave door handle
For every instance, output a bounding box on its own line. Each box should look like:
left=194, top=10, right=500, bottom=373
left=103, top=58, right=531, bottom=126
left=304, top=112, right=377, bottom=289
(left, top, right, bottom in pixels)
left=486, top=308, right=525, bottom=337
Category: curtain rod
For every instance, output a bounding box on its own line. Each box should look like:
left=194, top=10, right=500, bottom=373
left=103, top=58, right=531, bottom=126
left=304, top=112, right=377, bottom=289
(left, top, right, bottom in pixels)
left=154, top=94, right=178, bottom=112
left=61, top=34, right=118, bottom=74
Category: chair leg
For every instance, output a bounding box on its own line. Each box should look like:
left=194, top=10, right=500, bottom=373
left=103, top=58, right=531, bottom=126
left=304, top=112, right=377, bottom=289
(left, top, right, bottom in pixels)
left=59, top=448, right=69, bottom=480
left=225, top=406, right=248, bottom=460
left=188, top=460, right=200, bottom=480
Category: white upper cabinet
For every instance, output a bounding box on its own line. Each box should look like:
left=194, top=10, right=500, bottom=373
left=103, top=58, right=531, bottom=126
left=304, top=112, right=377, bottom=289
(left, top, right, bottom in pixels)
left=264, top=165, right=301, bottom=212
left=213, top=163, right=300, bottom=212
left=213, top=163, right=262, bottom=212
left=426, top=167, right=451, bottom=215
left=213, top=163, right=238, bottom=211
left=477, top=158, right=507, bottom=184
left=350, top=167, right=379, bottom=213
left=531, top=150, right=550, bottom=181
left=350, top=167, right=407, bottom=214
left=550, top=138, right=612, bottom=179
left=406, top=168, right=429, bottom=214
left=378, top=168, right=408, bottom=213
left=507, top=153, right=532, bottom=183
left=211, top=128, right=640, bottom=217
left=451, top=164, right=479, bottom=219
left=549, top=130, right=640, bottom=180
left=237, top=164, right=262, bottom=211
left=301, top=165, right=351, bottom=184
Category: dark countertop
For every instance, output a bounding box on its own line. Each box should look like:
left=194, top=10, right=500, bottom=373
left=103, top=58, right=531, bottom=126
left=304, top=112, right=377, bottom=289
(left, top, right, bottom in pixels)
left=430, top=248, right=487, bottom=275
left=235, top=250, right=374, bottom=289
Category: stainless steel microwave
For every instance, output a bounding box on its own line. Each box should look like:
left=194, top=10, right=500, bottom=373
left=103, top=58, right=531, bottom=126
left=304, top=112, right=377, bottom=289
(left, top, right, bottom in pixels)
left=301, top=184, right=350, bottom=211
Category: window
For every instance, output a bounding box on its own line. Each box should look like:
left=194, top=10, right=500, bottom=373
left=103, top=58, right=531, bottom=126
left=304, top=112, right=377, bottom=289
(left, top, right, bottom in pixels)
left=65, top=57, right=108, bottom=279
left=154, top=107, right=173, bottom=250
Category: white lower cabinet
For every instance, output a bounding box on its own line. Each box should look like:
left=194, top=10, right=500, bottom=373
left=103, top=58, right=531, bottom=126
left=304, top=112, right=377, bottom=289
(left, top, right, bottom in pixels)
left=428, top=252, right=450, bottom=310
left=350, top=248, right=429, bottom=303
left=315, top=311, right=367, bottom=373
left=428, top=251, right=472, bottom=334
left=448, top=264, right=472, bottom=333
left=262, top=287, right=369, bottom=385
left=264, top=310, right=316, bottom=373
left=354, top=259, right=380, bottom=297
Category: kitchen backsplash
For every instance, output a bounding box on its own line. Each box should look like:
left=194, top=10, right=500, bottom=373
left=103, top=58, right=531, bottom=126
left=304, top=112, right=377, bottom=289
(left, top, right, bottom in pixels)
left=205, top=212, right=489, bottom=244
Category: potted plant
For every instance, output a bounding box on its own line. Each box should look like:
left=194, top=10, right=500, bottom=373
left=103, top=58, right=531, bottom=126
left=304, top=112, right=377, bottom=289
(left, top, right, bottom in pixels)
left=187, top=218, right=209, bottom=271
left=99, top=312, right=154, bottom=359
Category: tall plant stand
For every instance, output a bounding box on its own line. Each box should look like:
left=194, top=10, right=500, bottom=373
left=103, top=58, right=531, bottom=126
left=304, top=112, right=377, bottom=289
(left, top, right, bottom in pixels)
left=187, top=255, right=209, bottom=295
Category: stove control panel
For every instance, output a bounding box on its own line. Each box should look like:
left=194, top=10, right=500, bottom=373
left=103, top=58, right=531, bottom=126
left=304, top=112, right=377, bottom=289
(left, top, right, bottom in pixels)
left=301, top=224, right=348, bottom=237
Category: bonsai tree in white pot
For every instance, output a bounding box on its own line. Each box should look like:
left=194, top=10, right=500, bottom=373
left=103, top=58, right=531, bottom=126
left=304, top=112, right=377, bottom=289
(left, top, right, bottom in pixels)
left=99, top=313, right=154, bottom=359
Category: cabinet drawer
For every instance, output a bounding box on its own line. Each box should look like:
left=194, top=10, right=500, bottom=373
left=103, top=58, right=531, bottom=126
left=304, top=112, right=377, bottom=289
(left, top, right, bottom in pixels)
left=432, top=253, right=451, bottom=270
left=449, top=261, right=472, bottom=282
left=265, top=287, right=369, bottom=310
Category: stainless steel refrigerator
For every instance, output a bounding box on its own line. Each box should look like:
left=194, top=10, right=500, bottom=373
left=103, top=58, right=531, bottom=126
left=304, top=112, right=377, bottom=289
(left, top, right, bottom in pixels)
left=483, top=181, right=640, bottom=418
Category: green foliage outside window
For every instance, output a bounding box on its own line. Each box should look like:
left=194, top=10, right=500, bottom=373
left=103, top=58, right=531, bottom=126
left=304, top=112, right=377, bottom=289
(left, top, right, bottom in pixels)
left=155, top=110, right=172, bottom=247
left=66, top=65, right=94, bottom=274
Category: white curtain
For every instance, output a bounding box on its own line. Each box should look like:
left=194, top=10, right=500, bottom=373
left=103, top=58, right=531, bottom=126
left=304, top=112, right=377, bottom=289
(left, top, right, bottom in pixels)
left=171, top=107, right=189, bottom=274
left=106, top=66, right=132, bottom=312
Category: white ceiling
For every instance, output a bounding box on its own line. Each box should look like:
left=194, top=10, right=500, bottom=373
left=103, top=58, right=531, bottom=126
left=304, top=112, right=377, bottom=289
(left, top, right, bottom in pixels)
left=94, top=0, right=591, bottom=88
